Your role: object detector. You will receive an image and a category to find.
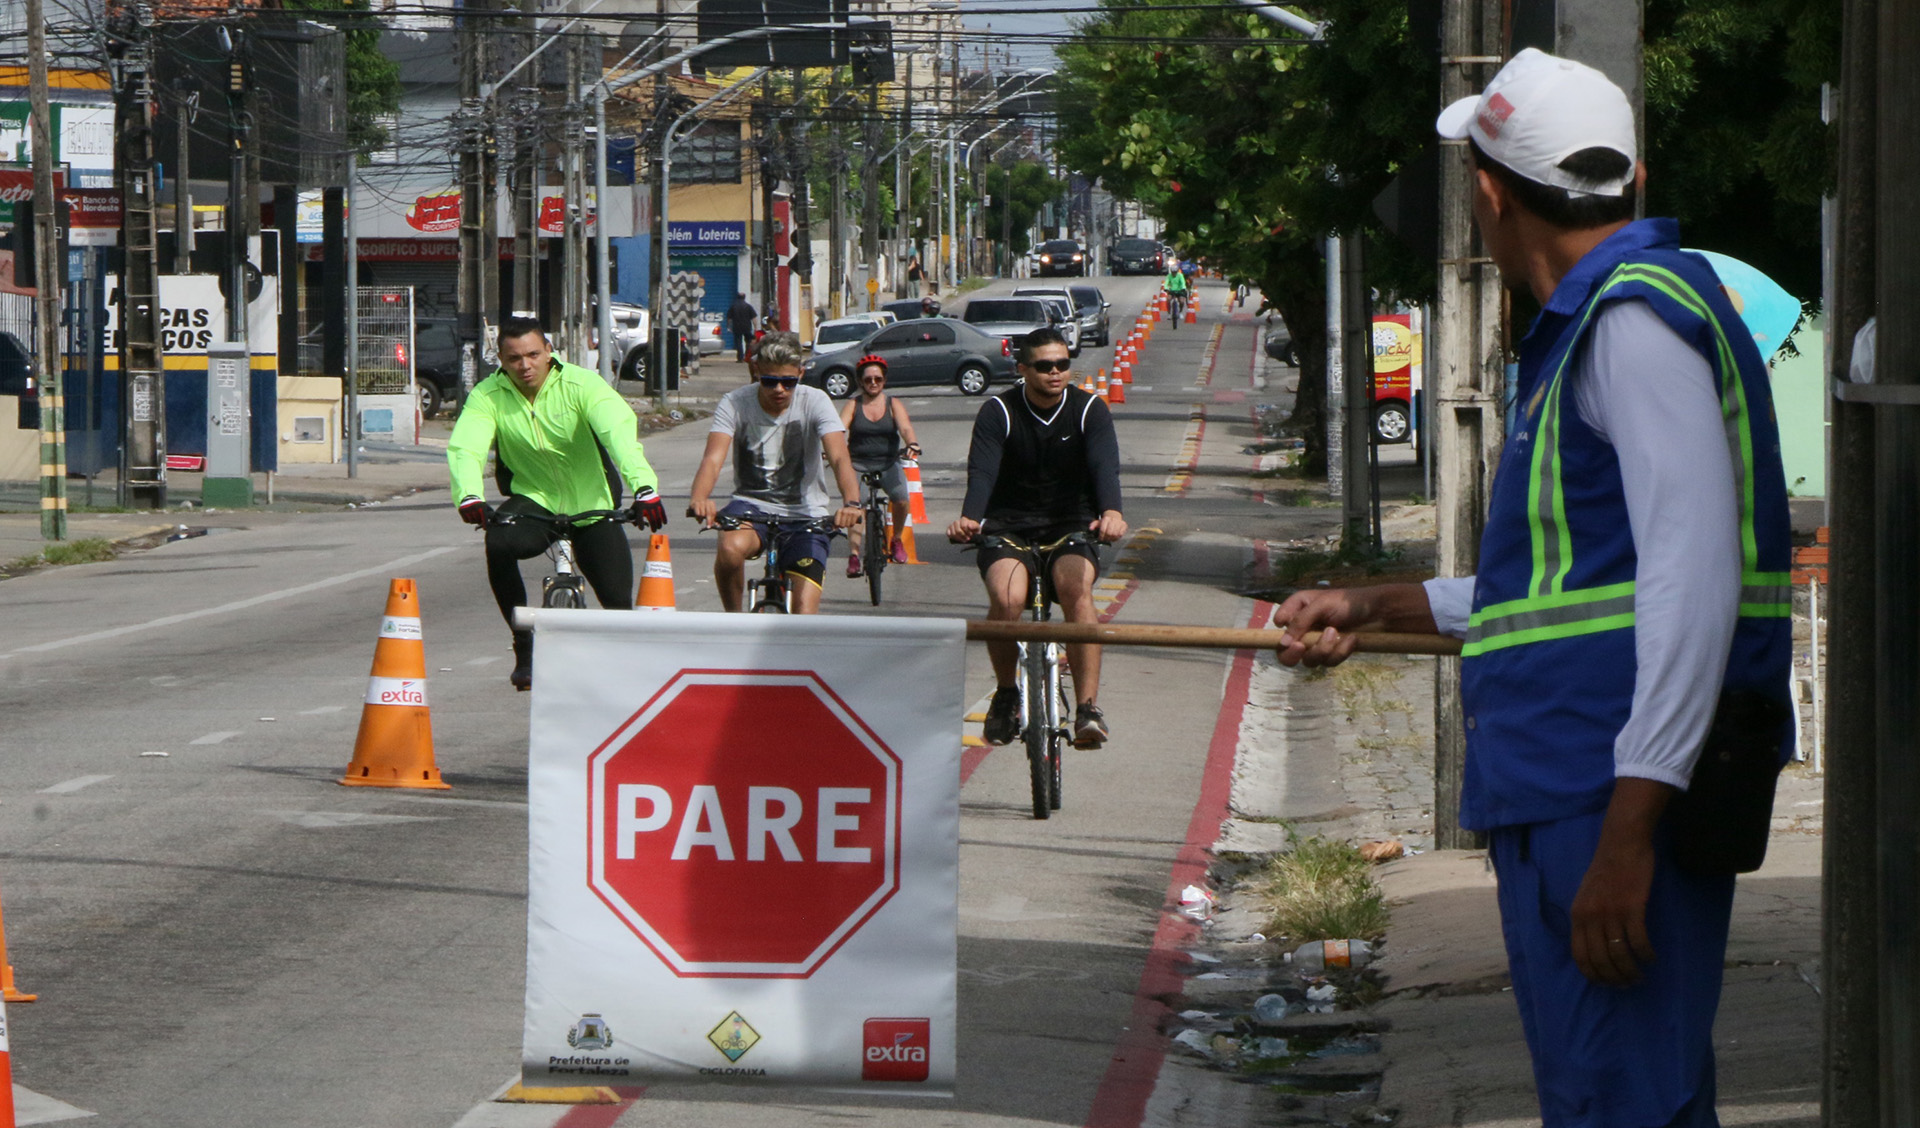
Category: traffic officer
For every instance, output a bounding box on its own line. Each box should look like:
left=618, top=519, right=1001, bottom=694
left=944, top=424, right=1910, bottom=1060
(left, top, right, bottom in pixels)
left=1267, top=49, right=1791, bottom=1127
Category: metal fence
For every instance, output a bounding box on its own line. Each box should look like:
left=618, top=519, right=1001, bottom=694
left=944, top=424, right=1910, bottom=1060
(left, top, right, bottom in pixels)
left=293, top=287, right=415, bottom=397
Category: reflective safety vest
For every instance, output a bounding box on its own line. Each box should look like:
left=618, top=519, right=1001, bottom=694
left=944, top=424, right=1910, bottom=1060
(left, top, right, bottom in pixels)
left=1457, top=219, right=1792, bottom=831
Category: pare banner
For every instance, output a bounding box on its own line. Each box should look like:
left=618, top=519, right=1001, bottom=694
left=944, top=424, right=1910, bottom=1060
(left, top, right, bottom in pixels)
left=522, top=611, right=963, bottom=1091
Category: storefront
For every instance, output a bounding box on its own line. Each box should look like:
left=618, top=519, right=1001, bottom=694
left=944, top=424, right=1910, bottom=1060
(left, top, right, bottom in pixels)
left=667, top=221, right=747, bottom=317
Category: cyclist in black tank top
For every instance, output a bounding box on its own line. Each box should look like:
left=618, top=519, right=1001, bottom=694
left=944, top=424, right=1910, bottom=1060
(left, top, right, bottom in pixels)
left=838, top=356, right=920, bottom=575
left=947, top=327, right=1126, bottom=749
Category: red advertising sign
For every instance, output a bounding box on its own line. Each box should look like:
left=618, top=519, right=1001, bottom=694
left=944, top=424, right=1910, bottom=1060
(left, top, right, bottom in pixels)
left=586, top=671, right=901, bottom=978
left=405, top=189, right=462, bottom=233
left=62, top=188, right=121, bottom=245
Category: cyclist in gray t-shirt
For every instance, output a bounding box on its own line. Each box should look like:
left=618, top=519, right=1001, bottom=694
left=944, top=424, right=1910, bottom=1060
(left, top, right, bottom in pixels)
left=689, top=332, right=862, bottom=613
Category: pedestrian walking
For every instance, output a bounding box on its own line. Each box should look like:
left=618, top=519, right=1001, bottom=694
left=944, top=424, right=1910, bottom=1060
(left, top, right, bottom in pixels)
left=906, top=253, right=925, bottom=298
left=726, top=292, right=757, bottom=362
left=1269, top=48, right=1792, bottom=1128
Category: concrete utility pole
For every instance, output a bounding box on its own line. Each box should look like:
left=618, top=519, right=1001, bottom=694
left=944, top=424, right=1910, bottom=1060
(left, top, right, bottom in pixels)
left=27, top=0, right=65, bottom=539
left=111, top=4, right=166, bottom=509
left=861, top=81, right=879, bottom=307
left=1822, top=0, right=1878, bottom=1121
left=173, top=80, right=196, bottom=275
left=828, top=72, right=844, bottom=319
left=457, top=0, right=500, bottom=393
left=1430, top=0, right=1506, bottom=849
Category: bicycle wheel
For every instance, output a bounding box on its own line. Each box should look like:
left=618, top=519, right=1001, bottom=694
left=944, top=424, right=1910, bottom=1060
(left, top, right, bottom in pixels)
left=751, top=577, right=789, bottom=613
left=542, top=576, right=587, bottom=609
left=865, top=505, right=886, bottom=606
left=1045, top=643, right=1067, bottom=811
left=1021, top=642, right=1052, bottom=820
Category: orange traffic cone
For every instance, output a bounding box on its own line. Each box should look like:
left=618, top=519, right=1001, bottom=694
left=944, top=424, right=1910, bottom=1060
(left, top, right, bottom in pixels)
left=0, top=991, right=14, bottom=1128
left=900, top=460, right=930, bottom=564
left=636, top=534, right=677, bottom=610
left=1096, top=368, right=1110, bottom=400
left=1185, top=301, right=1198, bottom=324
left=0, top=881, right=32, bottom=1005
left=341, top=578, right=448, bottom=790
left=1108, top=374, right=1126, bottom=404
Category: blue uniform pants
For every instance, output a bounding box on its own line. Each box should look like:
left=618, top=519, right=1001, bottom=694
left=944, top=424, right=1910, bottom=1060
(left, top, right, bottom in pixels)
left=1488, top=812, right=1735, bottom=1128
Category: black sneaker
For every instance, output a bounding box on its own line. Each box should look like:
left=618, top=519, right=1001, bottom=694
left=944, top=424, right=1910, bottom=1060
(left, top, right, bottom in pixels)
left=1073, top=703, right=1109, bottom=748
left=510, top=631, right=534, bottom=692
left=982, top=687, right=1021, bottom=746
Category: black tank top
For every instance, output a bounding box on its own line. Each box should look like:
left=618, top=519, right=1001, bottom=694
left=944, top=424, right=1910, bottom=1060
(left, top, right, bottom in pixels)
left=847, top=394, right=900, bottom=467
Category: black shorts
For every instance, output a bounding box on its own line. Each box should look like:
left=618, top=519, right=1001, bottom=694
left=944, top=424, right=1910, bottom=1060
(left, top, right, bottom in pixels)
left=721, top=500, right=831, bottom=589
left=974, top=519, right=1101, bottom=580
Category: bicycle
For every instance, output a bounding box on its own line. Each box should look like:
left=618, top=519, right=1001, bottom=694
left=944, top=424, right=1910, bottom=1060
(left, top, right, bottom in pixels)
left=966, top=529, right=1099, bottom=820
left=489, top=509, right=636, bottom=609
left=852, top=469, right=892, bottom=607
left=702, top=512, right=844, bottom=613
left=1168, top=290, right=1188, bottom=328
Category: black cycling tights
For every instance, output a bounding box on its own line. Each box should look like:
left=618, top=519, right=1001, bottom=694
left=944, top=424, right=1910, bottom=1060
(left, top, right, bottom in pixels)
left=485, top=495, right=634, bottom=626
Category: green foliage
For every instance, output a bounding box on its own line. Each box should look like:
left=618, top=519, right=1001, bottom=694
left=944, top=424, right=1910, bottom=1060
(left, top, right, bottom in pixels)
left=1055, top=0, right=1436, bottom=472
left=1253, top=831, right=1390, bottom=943
left=982, top=160, right=1066, bottom=257
left=281, top=0, right=402, bottom=158
left=1643, top=0, right=1839, bottom=299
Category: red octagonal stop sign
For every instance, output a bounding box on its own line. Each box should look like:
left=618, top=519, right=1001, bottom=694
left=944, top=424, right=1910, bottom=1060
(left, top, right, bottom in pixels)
left=586, top=670, right=901, bottom=978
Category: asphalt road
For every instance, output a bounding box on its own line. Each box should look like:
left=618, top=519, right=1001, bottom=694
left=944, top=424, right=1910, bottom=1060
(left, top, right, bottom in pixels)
left=0, top=275, right=1320, bottom=1127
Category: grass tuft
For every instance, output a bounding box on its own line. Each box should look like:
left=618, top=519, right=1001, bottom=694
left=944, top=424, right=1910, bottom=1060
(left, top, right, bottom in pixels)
left=43, top=538, right=118, bottom=566
left=1252, top=831, right=1390, bottom=944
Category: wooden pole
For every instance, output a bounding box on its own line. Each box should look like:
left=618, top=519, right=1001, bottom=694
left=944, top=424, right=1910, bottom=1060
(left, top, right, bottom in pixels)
left=962, top=620, right=1461, bottom=657
left=27, top=0, right=66, bottom=541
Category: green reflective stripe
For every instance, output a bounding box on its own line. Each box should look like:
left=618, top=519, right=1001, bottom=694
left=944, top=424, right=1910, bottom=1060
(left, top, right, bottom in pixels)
left=1473, top=579, right=1637, bottom=624
left=1739, top=602, right=1792, bottom=618
left=1604, top=265, right=1764, bottom=576
left=1468, top=590, right=1637, bottom=642
left=1462, top=611, right=1636, bottom=657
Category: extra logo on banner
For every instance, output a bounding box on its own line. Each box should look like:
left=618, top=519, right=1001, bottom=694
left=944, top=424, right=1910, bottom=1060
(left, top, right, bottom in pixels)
left=520, top=612, right=962, bottom=1091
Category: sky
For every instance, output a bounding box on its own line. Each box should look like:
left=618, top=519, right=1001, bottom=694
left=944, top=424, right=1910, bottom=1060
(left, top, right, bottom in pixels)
left=962, top=3, right=1075, bottom=74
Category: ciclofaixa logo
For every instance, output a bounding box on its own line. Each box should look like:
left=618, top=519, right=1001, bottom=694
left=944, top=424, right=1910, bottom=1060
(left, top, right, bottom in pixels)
left=1477, top=92, right=1517, bottom=140
left=861, top=1018, right=929, bottom=1082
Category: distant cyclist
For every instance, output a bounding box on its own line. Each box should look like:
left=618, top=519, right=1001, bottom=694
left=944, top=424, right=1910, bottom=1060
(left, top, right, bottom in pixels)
left=839, top=354, right=921, bottom=578
left=446, top=315, right=668, bottom=690
left=1163, top=264, right=1190, bottom=326
left=947, top=326, right=1126, bottom=748
left=687, top=331, right=862, bottom=613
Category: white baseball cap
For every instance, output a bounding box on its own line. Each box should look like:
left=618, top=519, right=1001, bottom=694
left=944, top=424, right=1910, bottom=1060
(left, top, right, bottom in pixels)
left=1435, top=47, right=1636, bottom=197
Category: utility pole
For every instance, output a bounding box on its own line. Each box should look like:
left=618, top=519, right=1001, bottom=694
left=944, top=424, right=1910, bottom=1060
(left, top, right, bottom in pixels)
left=1431, top=0, right=1506, bottom=850
left=562, top=32, right=586, bottom=359
left=861, top=82, right=879, bottom=310
left=173, top=79, right=196, bottom=274
left=458, top=0, right=500, bottom=393
left=788, top=69, right=814, bottom=340
left=27, top=0, right=65, bottom=538
left=827, top=71, right=844, bottom=319
left=110, top=1, right=166, bottom=509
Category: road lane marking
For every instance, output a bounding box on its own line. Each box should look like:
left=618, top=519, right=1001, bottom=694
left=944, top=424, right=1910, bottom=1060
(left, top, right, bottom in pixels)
left=11, top=1082, right=94, bottom=1124
left=299, top=705, right=346, bottom=715
left=190, top=731, right=240, bottom=745
left=262, top=810, right=444, bottom=829
left=0, top=546, right=461, bottom=662
left=466, top=656, right=505, bottom=667
left=39, top=775, right=113, bottom=795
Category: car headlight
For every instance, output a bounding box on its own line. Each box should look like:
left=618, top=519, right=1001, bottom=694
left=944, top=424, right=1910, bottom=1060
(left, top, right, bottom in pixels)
left=1040, top=255, right=1051, bottom=262
left=1072, top=254, right=1083, bottom=261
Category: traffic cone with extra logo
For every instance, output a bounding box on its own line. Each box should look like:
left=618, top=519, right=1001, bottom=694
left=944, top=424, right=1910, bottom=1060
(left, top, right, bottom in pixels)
left=898, top=459, right=930, bottom=564
left=635, top=534, right=677, bottom=610
left=341, top=578, right=448, bottom=790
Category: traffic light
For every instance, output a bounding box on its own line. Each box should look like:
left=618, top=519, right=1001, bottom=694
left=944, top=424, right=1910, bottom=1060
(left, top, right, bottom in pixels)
left=849, top=21, right=894, bottom=85
left=6, top=198, right=33, bottom=285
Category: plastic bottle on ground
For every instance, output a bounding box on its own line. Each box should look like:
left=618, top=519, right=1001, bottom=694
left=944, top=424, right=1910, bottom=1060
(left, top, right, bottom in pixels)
left=1284, top=939, right=1374, bottom=973
left=1252, top=993, right=1294, bottom=1025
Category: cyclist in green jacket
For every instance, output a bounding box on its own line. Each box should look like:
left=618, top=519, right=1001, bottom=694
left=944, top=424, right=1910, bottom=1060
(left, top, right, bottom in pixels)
left=1163, top=266, right=1190, bottom=328
left=447, top=315, right=667, bottom=690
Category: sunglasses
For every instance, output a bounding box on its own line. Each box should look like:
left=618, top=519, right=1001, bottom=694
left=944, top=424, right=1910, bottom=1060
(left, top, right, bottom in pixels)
left=759, top=376, right=800, bottom=389
left=1027, top=359, right=1072, bottom=374
left=860, top=372, right=887, bottom=382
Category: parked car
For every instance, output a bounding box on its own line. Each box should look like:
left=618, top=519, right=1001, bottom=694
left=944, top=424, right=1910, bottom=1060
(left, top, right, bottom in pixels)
left=1016, top=284, right=1109, bottom=349
left=695, top=314, right=725, bottom=356
left=800, top=317, right=1016, bottom=398
left=409, top=318, right=464, bottom=420
left=882, top=297, right=941, bottom=322
left=1034, top=239, right=1088, bottom=277
left=1263, top=320, right=1298, bottom=367
left=608, top=304, right=695, bottom=383
left=960, top=297, right=1056, bottom=353
left=812, top=315, right=886, bottom=355
left=1107, top=237, right=1164, bottom=275
left=1011, top=290, right=1083, bottom=355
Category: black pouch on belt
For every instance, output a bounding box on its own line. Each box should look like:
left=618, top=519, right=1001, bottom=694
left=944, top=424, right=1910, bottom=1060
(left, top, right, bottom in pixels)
left=1667, top=689, right=1794, bottom=876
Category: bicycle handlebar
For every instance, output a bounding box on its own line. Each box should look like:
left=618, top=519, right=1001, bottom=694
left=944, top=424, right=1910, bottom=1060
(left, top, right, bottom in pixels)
left=491, top=509, right=633, bottom=529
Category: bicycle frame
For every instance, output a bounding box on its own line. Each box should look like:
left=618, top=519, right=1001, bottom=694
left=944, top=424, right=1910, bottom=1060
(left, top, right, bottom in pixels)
left=490, top=509, right=628, bottom=610
left=707, top=513, right=842, bottom=613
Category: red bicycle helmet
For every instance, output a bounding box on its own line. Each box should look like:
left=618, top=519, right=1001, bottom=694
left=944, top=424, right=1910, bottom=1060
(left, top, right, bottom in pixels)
left=856, top=354, right=888, bottom=375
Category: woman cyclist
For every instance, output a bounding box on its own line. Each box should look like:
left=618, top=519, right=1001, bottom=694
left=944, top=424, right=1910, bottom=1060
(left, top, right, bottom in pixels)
left=838, top=354, right=921, bottom=577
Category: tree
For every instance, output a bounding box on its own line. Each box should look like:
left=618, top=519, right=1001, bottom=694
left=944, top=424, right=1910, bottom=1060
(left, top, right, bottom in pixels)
left=983, top=159, right=1066, bottom=259
left=1643, top=0, right=1839, bottom=300
left=1055, top=0, right=1435, bottom=472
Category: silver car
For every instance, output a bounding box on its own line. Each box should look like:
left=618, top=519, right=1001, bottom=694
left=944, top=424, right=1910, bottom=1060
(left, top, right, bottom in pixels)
left=961, top=297, right=1056, bottom=352
left=1013, top=286, right=1094, bottom=354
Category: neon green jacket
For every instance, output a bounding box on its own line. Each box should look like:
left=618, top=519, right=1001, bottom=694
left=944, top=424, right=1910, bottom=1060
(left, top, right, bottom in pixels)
left=446, top=359, right=659, bottom=515
left=1164, top=270, right=1189, bottom=293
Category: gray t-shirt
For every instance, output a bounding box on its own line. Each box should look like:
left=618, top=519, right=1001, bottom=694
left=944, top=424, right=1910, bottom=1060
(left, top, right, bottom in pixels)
left=710, top=384, right=846, bottom=518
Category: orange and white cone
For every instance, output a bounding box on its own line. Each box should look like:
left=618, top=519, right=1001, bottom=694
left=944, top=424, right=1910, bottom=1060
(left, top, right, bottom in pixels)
left=1096, top=368, right=1110, bottom=400
left=1108, top=373, right=1126, bottom=404
left=1185, top=300, right=1198, bottom=324
left=635, top=534, right=677, bottom=610
left=898, top=459, right=930, bottom=564
left=341, top=578, right=448, bottom=790
left=0, top=989, right=14, bottom=1128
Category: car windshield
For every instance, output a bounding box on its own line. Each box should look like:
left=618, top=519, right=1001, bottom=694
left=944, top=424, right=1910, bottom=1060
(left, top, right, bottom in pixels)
left=815, top=323, right=870, bottom=345
left=1113, top=239, right=1156, bottom=254
left=1070, top=287, right=1102, bottom=309
left=1040, top=241, right=1080, bottom=254
left=965, top=299, right=1047, bottom=323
